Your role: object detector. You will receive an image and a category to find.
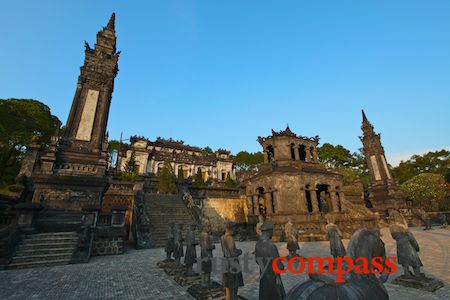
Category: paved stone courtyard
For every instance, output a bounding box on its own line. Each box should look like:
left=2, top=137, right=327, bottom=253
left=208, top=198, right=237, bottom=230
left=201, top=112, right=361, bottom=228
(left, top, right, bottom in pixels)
left=0, top=227, right=449, bottom=299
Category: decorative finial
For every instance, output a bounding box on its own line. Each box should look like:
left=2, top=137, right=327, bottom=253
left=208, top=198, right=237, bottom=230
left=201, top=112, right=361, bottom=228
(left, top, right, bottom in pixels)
left=106, top=13, right=116, bottom=31
left=362, top=109, right=369, bottom=123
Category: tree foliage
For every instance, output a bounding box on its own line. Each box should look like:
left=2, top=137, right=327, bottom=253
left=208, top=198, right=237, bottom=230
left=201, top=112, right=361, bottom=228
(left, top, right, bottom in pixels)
left=0, top=99, right=61, bottom=183
left=225, top=172, right=234, bottom=187
left=232, top=151, right=264, bottom=171
left=400, top=173, right=447, bottom=203
left=158, top=161, right=177, bottom=194
left=194, top=168, right=205, bottom=186
left=177, top=166, right=185, bottom=180
left=318, top=143, right=354, bottom=168
left=124, top=151, right=136, bottom=173
left=392, top=149, right=450, bottom=184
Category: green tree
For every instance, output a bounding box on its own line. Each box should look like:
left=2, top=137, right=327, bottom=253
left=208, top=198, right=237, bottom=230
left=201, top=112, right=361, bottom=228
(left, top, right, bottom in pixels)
left=158, top=161, right=177, bottom=194
left=204, top=146, right=213, bottom=154
left=400, top=173, right=447, bottom=204
left=225, top=172, right=234, bottom=187
left=177, top=166, right=185, bottom=180
left=124, top=151, right=136, bottom=173
left=393, top=150, right=450, bottom=184
left=0, top=99, right=61, bottom=183
left=120, top=151, right=137, bottom=181
left=317, top=143, right=354, bottom=168
left=194, top=168, right=205, bottom=186
left=232, top=151, right=264, bottom=171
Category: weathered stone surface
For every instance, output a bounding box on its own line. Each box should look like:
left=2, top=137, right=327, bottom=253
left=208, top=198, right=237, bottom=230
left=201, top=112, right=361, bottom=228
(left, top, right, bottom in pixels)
left=0, top=228, right=448, bottom=300
left=392, top=275, right=444, bottom=292
left=244, top=126, right=378, bottom=241
left=187, top=282, right=225, bottom=300
left=360, top=110, right=406, bottom=215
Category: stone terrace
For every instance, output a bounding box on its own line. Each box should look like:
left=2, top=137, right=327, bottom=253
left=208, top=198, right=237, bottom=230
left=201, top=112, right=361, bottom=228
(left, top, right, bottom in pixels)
left=0, top=227, right=448, bottom=300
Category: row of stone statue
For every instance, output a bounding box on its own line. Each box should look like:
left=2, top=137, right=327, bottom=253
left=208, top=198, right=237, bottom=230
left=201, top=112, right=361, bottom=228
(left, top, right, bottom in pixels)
left=164, top=210, right=430, bottom=300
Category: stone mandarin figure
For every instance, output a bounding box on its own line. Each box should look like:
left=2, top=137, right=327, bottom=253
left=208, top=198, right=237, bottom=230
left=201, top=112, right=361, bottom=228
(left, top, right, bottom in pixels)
left=184, top=223, right=199, bottom=276
left=221, top=221, right=244, bottom=300
left=200, top=220, right=215, bottom=288
left=173, top=224, right=184, bottom=266
left=164, top=223, right=175, bottom=261
left=255, top=220, right=286, bottom=300
left=389, top=219, right=423, bottom=277
left=285, top=220, right=300, bottom=258
left=325, top=216, right=346, bottom=258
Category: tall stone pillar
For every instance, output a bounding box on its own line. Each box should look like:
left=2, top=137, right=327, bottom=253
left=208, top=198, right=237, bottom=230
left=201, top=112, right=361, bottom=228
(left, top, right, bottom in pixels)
left=294, top=144, right=300, bottom=161
left=306, top=150, right=312, bottom=163
left=313, top=149, right=319, bottom=163
left=330, top=192, right=339, bottom=212
left=253, top=195, right=259, bottom=216
left=310, top=188, right=319, bottom=213
left=266, top=193, right=274, bottom=215
left=338, top=193, right=346, bottom=211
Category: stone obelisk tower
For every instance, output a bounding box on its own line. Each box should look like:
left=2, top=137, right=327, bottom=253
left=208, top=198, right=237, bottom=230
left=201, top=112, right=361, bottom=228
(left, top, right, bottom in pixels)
left=30, top=14, right=120, bottom=210
left=360, top=110, right=405, bottom=216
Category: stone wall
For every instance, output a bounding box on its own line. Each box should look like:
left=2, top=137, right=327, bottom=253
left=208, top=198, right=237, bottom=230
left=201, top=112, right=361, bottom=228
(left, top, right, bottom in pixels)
left=102, top=181, right=135, bottom=225
left=202, top=197, right=247, bottom=234
left=92, top=237, right=124, bottom=256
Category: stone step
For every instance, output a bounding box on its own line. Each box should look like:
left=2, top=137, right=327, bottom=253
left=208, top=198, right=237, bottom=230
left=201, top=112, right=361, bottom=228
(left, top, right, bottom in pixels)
left=11, top=253, right=74, bottom=264
left=14, top=247, right=76, bottom=257
left=8, top=258, right=72, bottom=270
left=21, top=237, right=78, bottom=244
left=23, top=232, right=78, bottom=239
left=18, top=242, right=78, bottom=251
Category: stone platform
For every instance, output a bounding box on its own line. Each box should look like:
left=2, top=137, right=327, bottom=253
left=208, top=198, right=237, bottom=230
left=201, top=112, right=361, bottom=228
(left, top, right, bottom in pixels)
left=0, top=227, right=448, bottom=300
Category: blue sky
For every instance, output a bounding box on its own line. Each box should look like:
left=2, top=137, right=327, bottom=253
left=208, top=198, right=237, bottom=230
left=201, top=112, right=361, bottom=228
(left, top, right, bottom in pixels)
left=1, top=1, right=449, bottom=165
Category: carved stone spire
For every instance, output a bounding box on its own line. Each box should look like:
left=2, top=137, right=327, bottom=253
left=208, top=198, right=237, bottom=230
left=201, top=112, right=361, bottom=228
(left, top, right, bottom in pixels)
left=106, top=13, right=115, bottom=31
left=359, top=110, right=405, bottom=214
left=57, top=14, right=120, bottom=175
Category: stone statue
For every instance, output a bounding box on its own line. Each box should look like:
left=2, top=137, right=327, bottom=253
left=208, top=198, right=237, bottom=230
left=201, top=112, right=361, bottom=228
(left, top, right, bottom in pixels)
left=184, top=223, right=199, bottom=276
left=419, top=211, right=432, bottom=230
left=389, top=222, right=423, bottom=277
left=319, top=192, right=329, bottom=213
left=286, top=228, right=389, bottom=300
left=164, top=223, right=175, bottom=261
left=255, top=221, right=286, bottom=300
left=255, top=215, right=265, bottom=238
left=200, top=220, right=215, bottom=287
left=221, top=221, right=244, bottom=300
left=285, top=220, right=300, bottom=258
left=438, top=213, right=447, bottom=228
left=173, top=224, right=184, bottom=266
left=325, top=217, right=346, bottom=258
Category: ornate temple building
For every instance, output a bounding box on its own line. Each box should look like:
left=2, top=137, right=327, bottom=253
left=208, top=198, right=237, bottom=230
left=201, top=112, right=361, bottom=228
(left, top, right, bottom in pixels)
left=28, top=14, right=120, bottom=210
left=244, top=127, right=378, bottom=241
left=360, top=110, right=406, bottom=216
left=120, top=136, right=235, bottom=182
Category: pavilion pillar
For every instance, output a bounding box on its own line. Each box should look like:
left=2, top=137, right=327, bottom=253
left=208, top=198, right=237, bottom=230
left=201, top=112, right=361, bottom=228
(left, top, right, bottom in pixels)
left=310, top=188, right=319, bottom=213
left=330, top=191, right=339, bottom=212
left=313, top=148, right=319, bottom=162
left=294, top=144, right=300, bottom=161
left=306, top=150, right=312, bottom=163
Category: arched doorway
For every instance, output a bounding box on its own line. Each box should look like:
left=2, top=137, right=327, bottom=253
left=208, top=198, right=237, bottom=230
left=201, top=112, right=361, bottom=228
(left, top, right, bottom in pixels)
left=316, top=184, right=331, bottom=213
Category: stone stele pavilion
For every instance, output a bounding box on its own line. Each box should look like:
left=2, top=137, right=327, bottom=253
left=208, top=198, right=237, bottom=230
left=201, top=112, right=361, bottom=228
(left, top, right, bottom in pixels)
left=244, top=126, right=378, bottom=241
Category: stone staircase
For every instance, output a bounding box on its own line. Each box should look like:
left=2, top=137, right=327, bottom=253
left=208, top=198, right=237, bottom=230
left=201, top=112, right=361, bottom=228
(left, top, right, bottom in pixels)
left=8, top=232, right=78, bottom=269
left=144, top=194, right=198, bottom=247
